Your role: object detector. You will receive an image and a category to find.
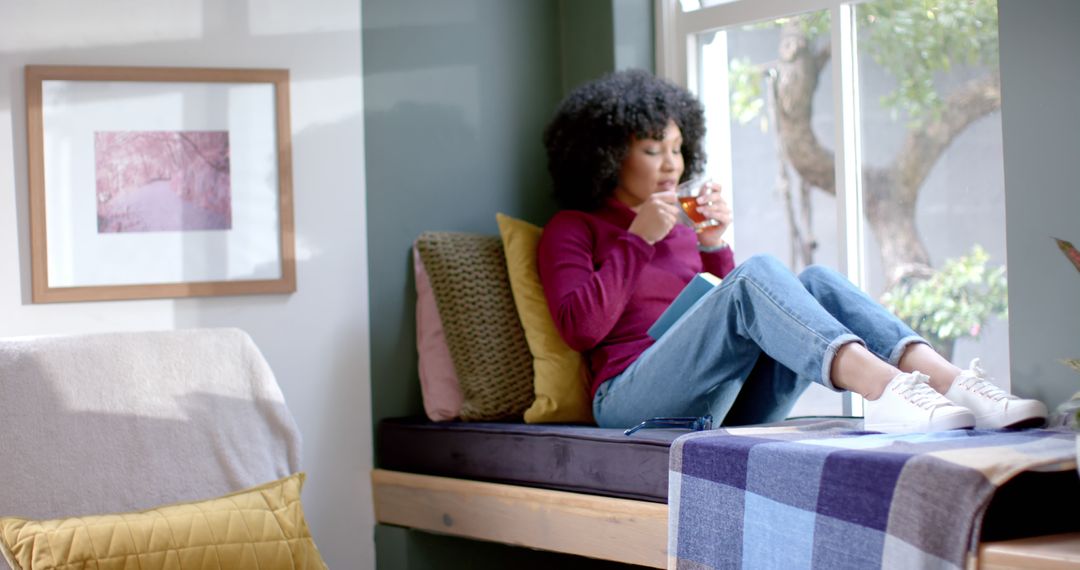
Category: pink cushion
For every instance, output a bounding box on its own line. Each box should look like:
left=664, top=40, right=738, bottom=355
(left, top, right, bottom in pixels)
left=413, top=245, right=464, bottom=421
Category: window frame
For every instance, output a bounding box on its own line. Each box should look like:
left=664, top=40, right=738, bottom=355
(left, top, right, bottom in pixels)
left=656, top=0, right=872, bottom=414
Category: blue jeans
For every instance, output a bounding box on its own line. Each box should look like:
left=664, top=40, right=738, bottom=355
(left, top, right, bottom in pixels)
left=592, top=254, right=926, bottom=429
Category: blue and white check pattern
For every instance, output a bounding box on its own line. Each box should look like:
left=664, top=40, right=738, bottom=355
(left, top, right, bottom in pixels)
left=668, top=420, right=1077, bottom=569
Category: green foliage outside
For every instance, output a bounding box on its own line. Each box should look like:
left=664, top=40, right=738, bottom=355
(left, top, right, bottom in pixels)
left=728, top=58, right=765, bottom=126
left=729, top=0, right=999, bottom=127
left=1053, top=237, right=1080, bottom=426
left=881, top=245, right=1007, bottom=358
left=724, top=0, right=1009, bottom=357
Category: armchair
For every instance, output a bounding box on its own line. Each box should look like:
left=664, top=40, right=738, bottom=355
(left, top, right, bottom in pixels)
left=0, top=328, right=307, bottom=569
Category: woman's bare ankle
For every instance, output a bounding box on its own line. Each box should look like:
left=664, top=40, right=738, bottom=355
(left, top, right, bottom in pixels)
left=862, top=383, right=887, bottom=401
left=830, top=342, right=895, bottom=401
left=897, top=343, right=962, bottom=394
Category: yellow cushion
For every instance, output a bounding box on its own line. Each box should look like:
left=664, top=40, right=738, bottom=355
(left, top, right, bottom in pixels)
left=0, top=473, right=326, bottom=570
left=496, top=213, right=593, bottom=424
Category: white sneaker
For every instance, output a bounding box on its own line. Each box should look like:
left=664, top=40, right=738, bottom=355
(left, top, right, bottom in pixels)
left=944, top=359, right=1048, bottom=429
left=864, top=371, right=975, bottom=433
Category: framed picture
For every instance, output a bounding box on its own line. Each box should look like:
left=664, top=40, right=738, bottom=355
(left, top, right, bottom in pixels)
left=25, top=65, right=295, bottom=303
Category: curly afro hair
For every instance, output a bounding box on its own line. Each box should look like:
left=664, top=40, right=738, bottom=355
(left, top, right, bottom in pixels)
left=543, top=69, right=706, bottom=212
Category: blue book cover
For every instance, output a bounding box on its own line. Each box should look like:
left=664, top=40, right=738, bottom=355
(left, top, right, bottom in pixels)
left=647, top=272, right=722, bottom=340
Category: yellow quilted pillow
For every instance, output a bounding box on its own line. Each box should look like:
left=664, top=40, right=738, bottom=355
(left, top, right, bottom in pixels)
left=0, top=473, right=326, bottom=570
left=496, top=213, right=593, bottom=424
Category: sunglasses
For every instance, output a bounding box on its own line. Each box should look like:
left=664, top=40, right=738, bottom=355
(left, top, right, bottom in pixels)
left=624, top=414, right=712, bottom=436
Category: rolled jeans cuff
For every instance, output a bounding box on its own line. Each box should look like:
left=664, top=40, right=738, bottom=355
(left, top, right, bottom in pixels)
left=820, top=334, right=864, bottom=392
left=888, top=335, right=930, bottom=367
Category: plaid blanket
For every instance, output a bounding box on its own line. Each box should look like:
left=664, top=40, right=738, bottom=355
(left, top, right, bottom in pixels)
left=668, top=420, right=1077, bottom=570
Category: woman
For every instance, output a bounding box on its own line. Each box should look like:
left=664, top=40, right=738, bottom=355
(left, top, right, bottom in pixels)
left=537, top=69, right=1046, bottom=433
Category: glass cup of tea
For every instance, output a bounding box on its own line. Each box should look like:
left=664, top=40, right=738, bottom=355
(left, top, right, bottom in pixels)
left=676, top=177, right=721, bottom=233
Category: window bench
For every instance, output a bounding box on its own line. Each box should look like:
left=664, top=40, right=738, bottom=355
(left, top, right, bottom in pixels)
left=371, top=418, right=1080, bottom=568
left=372, top=470, right=1080, bottom=569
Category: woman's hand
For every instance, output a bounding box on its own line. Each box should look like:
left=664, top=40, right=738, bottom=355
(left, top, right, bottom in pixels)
left=695, top=182, right=731, bottom=248
left=628, top=190, right=679, bottom=245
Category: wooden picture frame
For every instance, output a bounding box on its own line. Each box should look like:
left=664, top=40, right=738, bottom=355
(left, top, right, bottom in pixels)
left=25, top=65, right=295, bottom=303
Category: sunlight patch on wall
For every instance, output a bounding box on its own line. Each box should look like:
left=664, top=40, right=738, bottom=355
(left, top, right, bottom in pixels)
left=0, top=0, right=202, bottom=53
left=291, top=76, right=364, bottom=132
left=248, top=0, right=359, bottom=35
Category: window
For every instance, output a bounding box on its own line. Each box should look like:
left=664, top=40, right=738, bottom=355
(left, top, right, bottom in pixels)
left=658, top=0, right=1009, bottom=416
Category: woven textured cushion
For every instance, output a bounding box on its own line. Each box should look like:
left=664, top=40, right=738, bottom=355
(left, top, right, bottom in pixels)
left=0, top=473, right=325, bottom=570
left=496, top=213, right=593, bottom=424
left=415, top=232, right=535, bottom=421
left=413, top=245, right=464, bottom=421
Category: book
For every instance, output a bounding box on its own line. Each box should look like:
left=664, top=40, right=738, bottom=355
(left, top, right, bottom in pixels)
left=647, top=272, right=722, bottom=340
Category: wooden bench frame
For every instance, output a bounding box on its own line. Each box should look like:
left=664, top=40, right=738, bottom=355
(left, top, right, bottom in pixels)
left=372, top=469, right=668, bottom=567
left=372, top=468, right=1080, bottom=569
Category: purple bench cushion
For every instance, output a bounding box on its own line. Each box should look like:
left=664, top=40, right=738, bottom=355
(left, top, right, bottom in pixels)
left=377, top=417, right=683, bottom=502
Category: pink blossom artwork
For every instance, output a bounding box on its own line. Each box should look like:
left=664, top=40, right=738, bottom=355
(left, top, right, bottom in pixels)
left=94, top=131, right=231, bottom=233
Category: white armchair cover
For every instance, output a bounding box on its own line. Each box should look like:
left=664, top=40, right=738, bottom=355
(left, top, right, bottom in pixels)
left=0, top=328, right=301, bottom=570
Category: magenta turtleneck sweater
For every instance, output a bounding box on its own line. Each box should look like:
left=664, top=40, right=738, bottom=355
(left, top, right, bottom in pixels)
left=537, top=197, right=736, bottom=398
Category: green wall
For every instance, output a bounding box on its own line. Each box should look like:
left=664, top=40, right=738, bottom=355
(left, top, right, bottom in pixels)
left=363, top=0, right=653, bottom=567
left=613, top=0, right=655, bottom=73
left=364, top=0, right=563, bottom=432
left=998, top=0, right=1080, bottom=409
left=375, top=526, right=649, bottom=570
left=558, top=0, right=616, bottom=93
left=557, top=0, right=654, bottom=94
left=364, top=0, right=655, bottom=449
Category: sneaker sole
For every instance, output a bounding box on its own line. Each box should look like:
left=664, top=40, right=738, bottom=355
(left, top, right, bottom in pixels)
left=972, top=403, right=1049, bottom=429
left=975, top=415, right=1047, bottom=430
left=865, top=415, right=975, bottom=434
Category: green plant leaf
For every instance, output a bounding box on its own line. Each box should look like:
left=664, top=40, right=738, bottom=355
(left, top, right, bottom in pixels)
left=1054, top=237, right=1080, bottom=274
left=882, top=244, right=1008, bottom=346
left=1061, top=358, right=1080, bottom=375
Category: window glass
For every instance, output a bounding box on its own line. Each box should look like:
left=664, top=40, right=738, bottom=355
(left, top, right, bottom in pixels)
left=687, top=0, right=1009, bottom=415
left=855, top=1, right=1008, bottom=378
left=695, top=9, right=843, bottom=415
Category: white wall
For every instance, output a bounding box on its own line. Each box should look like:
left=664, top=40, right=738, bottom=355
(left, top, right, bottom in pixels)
left=999, top=0, right=1080, bottom=410
left=0, top=1, right=373, bottom=567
